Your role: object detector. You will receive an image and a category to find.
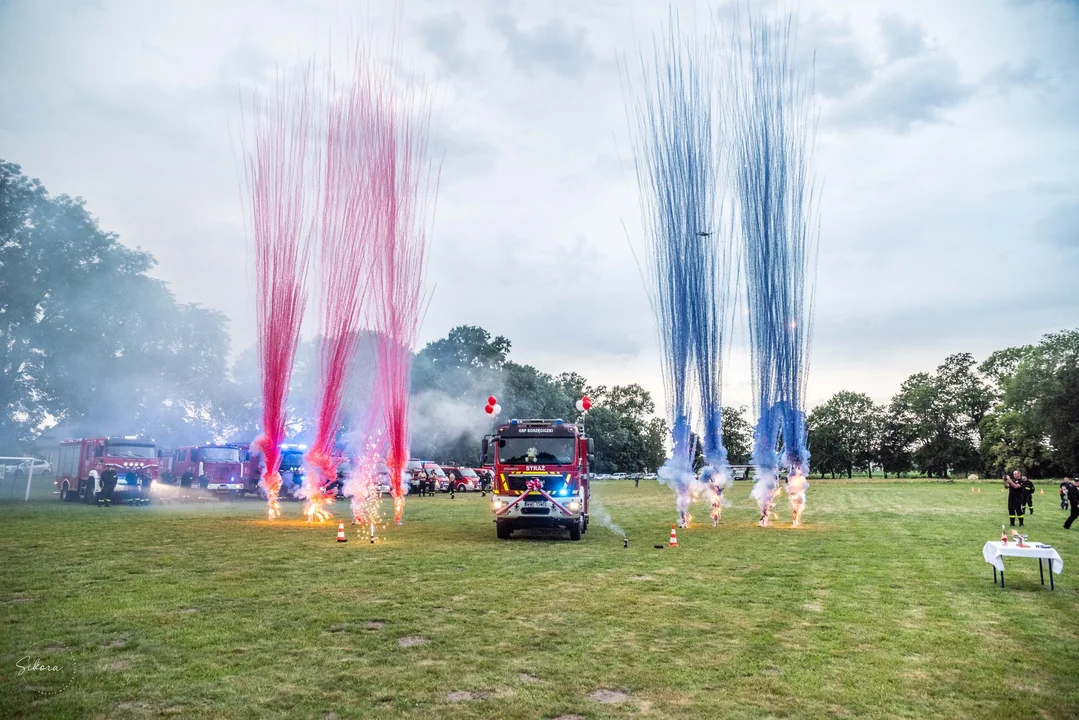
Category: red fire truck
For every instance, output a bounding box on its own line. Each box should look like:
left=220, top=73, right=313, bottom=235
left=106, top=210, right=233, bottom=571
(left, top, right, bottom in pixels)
left=53, top=436, right=159, bottom=504
left=159, top=445, right=246, bottom=496
left=483, top=418, right=594, bottom=540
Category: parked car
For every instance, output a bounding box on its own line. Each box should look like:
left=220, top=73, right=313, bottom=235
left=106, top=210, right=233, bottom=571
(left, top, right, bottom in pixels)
left=611, top=472, right=628, bottom=480
left=442, top=465, right=480, bottom=492
left=7, top=459, right=52, bottom=477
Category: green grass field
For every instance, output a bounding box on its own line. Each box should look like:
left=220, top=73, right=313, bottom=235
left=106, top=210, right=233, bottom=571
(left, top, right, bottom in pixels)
left=1, top=479, right=1077, bottom=719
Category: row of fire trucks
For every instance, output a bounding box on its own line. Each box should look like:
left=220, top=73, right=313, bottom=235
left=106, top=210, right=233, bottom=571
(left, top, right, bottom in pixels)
left=47, top=436, right=257, bottom=504
left=46, top=437, right=495, bottom=505
left=47, top=417, right=595, bottom=540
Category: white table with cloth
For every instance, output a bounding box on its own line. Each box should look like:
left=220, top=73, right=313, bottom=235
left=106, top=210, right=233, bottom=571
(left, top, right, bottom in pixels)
left=982, top=541, right=1063, bottom=589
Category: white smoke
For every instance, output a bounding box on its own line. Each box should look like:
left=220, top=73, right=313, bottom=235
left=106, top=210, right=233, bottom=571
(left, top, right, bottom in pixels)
left=589, top=500, right=626, bottom=538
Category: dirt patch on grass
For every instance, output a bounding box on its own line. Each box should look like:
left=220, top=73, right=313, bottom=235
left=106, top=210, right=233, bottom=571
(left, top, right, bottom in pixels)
left=446, top=690, right=486, bottom=702
left=518, top=672, right=540, bottom=682
left=551, top=716, right=585, bottom=720
left=803, top=602, right=822, bottom=612
left=589, top=689, right=629, bottom=703
left=629, top=575, right=656, bottom=582
left=397, top=636, right=428, bottom=647
left=8, top=597, right=35, bottom=605
left=365, top=621, right=385, bottom=630
left=101, top=637, right=128, bottom=649
left=106, top=658, right=133, bottom=672
left=326, top=623, right=349, bottom=633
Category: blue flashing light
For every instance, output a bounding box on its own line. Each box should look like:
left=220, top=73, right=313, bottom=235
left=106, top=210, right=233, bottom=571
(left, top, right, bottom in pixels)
left=555, top=419, right=564, bottom=425
left=510, top=419, right=519, bottom=425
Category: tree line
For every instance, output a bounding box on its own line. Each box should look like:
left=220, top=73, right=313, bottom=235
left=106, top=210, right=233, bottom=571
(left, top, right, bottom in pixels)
left=807, top=338, right=1079, bottom=479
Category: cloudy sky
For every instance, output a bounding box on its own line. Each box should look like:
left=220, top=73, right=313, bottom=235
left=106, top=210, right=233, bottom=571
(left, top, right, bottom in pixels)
left=1, top=0, right=1077, bottom=412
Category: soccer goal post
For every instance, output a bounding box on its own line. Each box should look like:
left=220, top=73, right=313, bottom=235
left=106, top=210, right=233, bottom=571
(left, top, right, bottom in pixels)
left=0, top=457, right=38, bottom=502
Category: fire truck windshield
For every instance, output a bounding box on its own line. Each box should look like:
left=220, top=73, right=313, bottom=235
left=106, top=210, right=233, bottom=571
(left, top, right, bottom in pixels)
left=280, top=450, right=304, bottom=469
left=498, top=438, right=575, bottom=465
left=200, top=447, right=240, bottom=463
left=105, top=443, right=155, bottom=459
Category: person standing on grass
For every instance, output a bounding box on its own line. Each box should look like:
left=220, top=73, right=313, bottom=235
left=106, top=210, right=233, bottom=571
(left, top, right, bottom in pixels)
left=1022, top=475, right=1035, bottom=515
left=1063, top=478, right=1079, bottom=530
left=1062, top=478, right=1072, bottom=511
left=1005, top=470, right=1026, bottom=527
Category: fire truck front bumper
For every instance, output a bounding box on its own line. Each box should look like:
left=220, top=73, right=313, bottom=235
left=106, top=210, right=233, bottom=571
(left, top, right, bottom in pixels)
left=491, top=493, right=583, bottom=527
left=206, top=483, right=245, bottom=492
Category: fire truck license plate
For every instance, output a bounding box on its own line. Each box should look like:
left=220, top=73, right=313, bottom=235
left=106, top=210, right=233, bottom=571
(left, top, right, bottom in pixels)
left=524, top=499, right=547, bottom=507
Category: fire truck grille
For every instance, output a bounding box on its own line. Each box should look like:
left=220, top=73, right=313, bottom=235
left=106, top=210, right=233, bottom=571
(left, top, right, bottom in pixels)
left=520, top=506, right=551, bottom=515
left=506, top=476, right=565, bottom=493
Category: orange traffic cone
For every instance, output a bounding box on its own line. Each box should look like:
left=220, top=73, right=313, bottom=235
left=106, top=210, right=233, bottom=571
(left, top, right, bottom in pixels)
left=336, top=522, right=347, bottom=543
left=971, top=487, right=975, bottom=493
left=669, top=525, right=678, bottom=547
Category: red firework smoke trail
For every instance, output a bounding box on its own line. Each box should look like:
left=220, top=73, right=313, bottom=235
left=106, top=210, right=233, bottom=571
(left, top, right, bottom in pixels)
left=302, top=54, right=382, bottom=518
left=244, top=69, right=317, bottom=520
left=369, top=82, right=440, bottom=525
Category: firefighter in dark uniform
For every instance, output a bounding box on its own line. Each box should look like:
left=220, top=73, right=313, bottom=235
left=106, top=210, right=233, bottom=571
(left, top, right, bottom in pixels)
left=1021, top=475, right=1035, bottom=515
left=100, top=470, right=117, bottom=507
left=1005, top=469, right=1025, bottom=527
left=1063, top=478, right=1079, bottom=530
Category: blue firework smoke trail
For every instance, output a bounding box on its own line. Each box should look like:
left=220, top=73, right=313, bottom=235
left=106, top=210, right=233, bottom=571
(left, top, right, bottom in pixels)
left=727, top=10, right=820, bottom=526
left=624, top=12, right=735, bottom=523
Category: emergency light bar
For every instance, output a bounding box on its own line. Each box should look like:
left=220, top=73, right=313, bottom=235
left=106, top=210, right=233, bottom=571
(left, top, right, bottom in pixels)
left=508, top=419, right=570, bottom=426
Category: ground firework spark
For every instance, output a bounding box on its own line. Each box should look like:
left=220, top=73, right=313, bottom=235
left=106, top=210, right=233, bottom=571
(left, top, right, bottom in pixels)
left=727, top=11, right=820, bottom=526
left=243, top=68, right=317, bottom=520
left=626, top=14, right=734, bottom=525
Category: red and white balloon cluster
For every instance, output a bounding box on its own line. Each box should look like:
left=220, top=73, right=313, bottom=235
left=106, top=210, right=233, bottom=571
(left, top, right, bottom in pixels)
left=575, top=395, right=592, bottom=413
left=484, top=395, right=502, bottom=415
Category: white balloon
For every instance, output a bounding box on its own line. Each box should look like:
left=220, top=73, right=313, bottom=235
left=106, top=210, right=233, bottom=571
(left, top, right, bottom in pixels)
left=493, top=403, right=502, bottom=414
left=575, top=399, right=585, bottom=412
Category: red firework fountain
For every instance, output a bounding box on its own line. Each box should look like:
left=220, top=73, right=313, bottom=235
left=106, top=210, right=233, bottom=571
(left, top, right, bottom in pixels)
left=244, top=70, right=317, bottom=520
left=303, top=57, right=382, bottom=522
left=369, top=85, right=439, bottom=525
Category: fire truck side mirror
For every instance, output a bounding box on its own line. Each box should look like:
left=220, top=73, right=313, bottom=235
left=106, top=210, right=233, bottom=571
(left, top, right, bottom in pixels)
left=480, top=437, right=489, bottom=464
left=587, top=438, right=595, bottom=454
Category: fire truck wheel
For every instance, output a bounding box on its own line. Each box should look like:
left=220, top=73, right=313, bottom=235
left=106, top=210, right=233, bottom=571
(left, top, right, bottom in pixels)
left=496, top=520, right=512, bottom=539
left=61, top=482, right=75, bottom=502
left=569, top=520, right=582, bottom=541
left=456, top=484, right=468, bottom=493
left=582, top=517, right=589, bottom=534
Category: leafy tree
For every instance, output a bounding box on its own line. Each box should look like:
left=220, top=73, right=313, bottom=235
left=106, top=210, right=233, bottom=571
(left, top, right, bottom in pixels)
left=979, top=331, right=1079, bottom=477
left=875, top=407, right=915, bottom=478
left=807, top=391, right=876, bottom=478
left=1042, top=355, right=1079, bottom=474
left=888, top=354, right=990, bottom=478
left=721, top=405, right=753, bottom=465
left=1, top=160, right=232, bottom=450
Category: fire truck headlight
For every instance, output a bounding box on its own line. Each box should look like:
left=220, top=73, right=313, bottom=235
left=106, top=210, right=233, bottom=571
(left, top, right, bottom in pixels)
left=492, top=499, right=504, bottom=510
left=568, top=500, right=581, bottom=512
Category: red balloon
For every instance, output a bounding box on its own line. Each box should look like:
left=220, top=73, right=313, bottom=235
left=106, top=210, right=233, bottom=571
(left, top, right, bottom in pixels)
left=485, top=404, right=494, bottom=414
left=582, top=396, right=592, bottom=411
left=487, top=395, right=497, bottom=406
